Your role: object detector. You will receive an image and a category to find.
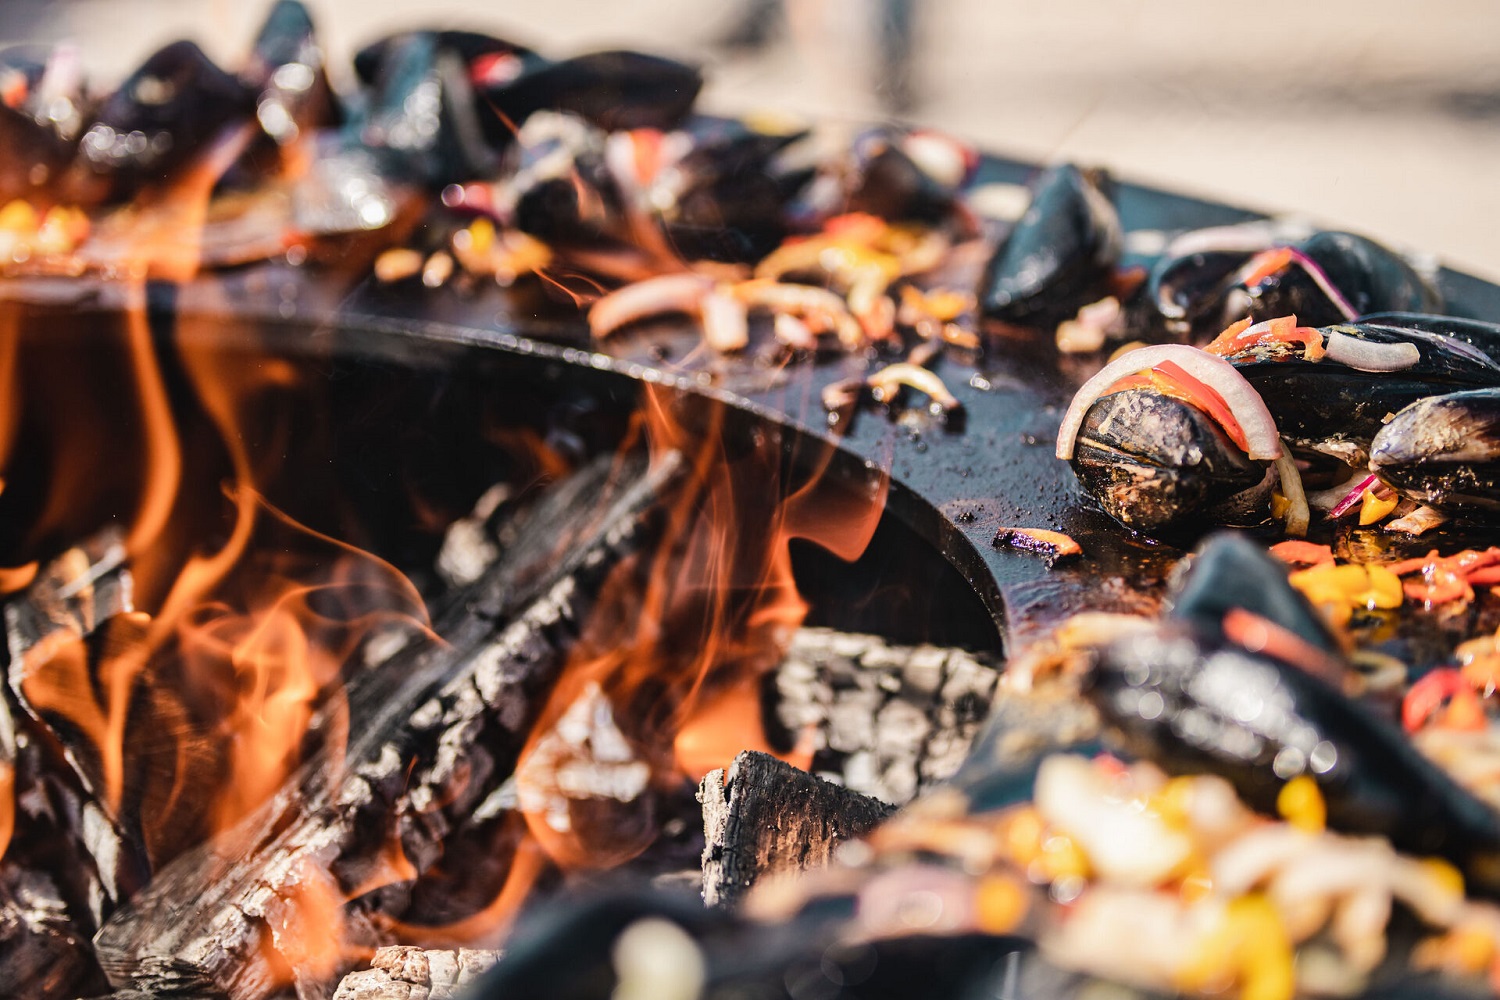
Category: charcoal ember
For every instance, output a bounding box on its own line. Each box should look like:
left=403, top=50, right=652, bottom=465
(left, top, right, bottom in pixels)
left=95, top=452, right=680, bottom=1000
left=698, top=750, right=894, bottom=909
left=772, top=629, right=1001, bottom=804
left=331, top=946, right=499, bottom=1000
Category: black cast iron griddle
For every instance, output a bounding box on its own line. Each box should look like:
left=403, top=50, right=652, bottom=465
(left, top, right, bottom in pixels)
left=9, top=152, right=1500, bottom=659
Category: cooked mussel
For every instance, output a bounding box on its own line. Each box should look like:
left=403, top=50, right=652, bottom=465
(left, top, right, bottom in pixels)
left=978, top=163, right=1120, bottom=331
left=478, top=50, right=702, bottom=137
left=1145, top=226, right=1443, bottom=343
left=1222, top=321, right=1500, bottom=466
left=1069, top=387, right=1268, bottom=533
left=1085, top=619, right=1500, bottom=897
left=242, top=0, right=339, bottom=151
left=1370, top=387, right=1500, bottom=513
left=66, top=40, right=254, bottom=202
left=1243, top=230, right=1441, bottom=328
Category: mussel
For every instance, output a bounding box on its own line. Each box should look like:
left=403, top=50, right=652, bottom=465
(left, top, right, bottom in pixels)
left=241, top=0, right=340, bottom=153
left=478, top=50, right=703, bottom=137
left=1145, top=227, right=1443, bottom=342
left=978, top=163, right=1120, bottom=331
left=1224, top=321, right=1500, bottom=467
left=1371, top=387, right=1500, bottom=512
left=1069, top=387, right=1269, bottom=533
left=1086, top=619, right=1500, bottom=897
left=66, top=40, right=255, bottom=202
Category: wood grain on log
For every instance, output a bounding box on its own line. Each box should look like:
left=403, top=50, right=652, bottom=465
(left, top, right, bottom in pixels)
left=698, top=750, right=894, bottom=909
left=95, top=453, right=680, bottom=1000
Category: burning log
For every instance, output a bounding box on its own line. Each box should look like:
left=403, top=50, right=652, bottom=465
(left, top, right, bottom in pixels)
left=771, top=629, right=1001, bottom=804
left=330, top=946, right=500, bottom=1000
left=698, top=750, right=895, bottom=909
left=94, top=451, right=681, bottom=1000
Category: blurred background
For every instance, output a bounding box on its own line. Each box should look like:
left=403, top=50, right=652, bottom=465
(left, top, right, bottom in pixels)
left=3, top=0, right=1498, bottom=281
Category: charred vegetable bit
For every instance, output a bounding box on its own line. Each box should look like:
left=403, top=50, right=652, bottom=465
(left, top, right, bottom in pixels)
left=991, top=527, right=1082, bottom=562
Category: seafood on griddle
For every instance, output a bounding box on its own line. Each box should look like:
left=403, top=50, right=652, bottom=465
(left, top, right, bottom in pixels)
left=1058, top=316, right=1500, bottom=538
left=1144, top=225, right=1443, bottom=344
left=977, top=162, right=1124, bottom=337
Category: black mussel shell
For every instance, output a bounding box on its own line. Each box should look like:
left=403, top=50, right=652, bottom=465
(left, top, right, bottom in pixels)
left=1069, top=388, right=1267, bottom=533
left=660, top=121, right=807, bottom=262
left=844, top=131, right=966, bottom=225
left=978, top=163, right=1121, bottom=330
left=358, top=32, right=496, bottom=187
left=1246, top=230, right=1442, bottom=328
left=1148, top=247, right=1255, bottom=335
left=1231, top=322, right=1500, bottom=464
left=507, top=113, right=618, bottom=245
left=243, top=0, right=340, bottom=141
left=1169, top=532, right=1341, bottom=653
left=70, top=40, right=254, bottom=198
left=1370, top=387, right=1500, bottom=512
left=480, top=50, right=702, bottom=138
left=1085, top=621, right=1500, bottom=896
left=1360, top=312, right=1500, bottom=367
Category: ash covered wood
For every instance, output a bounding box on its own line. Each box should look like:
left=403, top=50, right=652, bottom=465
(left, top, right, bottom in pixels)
left=698, top=750, right=894, bottom=909
left=94, top=452, right=680, bottom=1000
left=772, top=629, right=1001, bottom=805
left=331, top=946, right=500, bottom=1000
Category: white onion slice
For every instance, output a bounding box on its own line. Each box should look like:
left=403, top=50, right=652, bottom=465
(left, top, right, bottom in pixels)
left=1323, top=331, right=1421, bottom=372
left=1273, top=446, right=1309, bottom=538
left=1055, top=344, right=1283, bottom=461
left=588, top=273, right=713, bottom=338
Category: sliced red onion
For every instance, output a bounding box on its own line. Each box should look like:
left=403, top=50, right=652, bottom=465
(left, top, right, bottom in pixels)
left=1055, top=345, right=1283, bottom=461
left=1284, top=248, right=1359, bottom=321
left=1328, top=473, right=1383, bottom=519
left=1323, top=331, right=1422, bottom=372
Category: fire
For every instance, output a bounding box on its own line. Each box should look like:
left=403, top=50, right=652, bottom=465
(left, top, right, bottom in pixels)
left=512, top=383, right=888, bottom=881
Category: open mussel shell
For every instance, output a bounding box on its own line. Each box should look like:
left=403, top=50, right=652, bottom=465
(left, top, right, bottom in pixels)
left=1360, top=312, right=1500, bottom=366
left=67, top=40, right=255, bottom=202
left=1370, top=387, right=1500, bottom=512
left=1245, top=230, right=1441, bottom=327
left=1084, top=619, right=1500, bottom=897
left=1068, top=388, right=1268, bottom=533
left=978, top=163, right=1121, bottom=330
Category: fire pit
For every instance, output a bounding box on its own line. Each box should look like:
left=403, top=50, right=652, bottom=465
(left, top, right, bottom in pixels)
left=4, top=5, right=1500, bottom=1000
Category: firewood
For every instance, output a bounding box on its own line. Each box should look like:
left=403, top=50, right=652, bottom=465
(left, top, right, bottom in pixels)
left=771, top=629, right=1001, bottom=805
left=95, top=452, right=681, bottom=1000
left=698, top=750, right=895, bottom=910
left=331, top=946, right=500, bottom=1000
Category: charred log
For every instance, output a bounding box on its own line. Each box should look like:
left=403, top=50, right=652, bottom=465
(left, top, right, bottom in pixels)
left=94, top=452, right=680, bottom=1000
left=698, top=750, right=894, bottom=910
left=771, top=629, right=1001, bottom=804
left=330, top=946, right=500, bottom=1000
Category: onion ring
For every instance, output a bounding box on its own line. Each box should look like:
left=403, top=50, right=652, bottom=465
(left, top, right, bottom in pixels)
left=1055, top=345, right=1282, bottom=461
left=1323, top=331, right=1421, bottom=372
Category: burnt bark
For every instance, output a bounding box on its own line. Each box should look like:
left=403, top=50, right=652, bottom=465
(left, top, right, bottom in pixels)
left=94, top=452, right=680, bottom=1000
left=330, top=946, right=500, bottom=1000
left=698, top=750, right=894, bottom=910
left=771, top=629, right=1001, bottom=805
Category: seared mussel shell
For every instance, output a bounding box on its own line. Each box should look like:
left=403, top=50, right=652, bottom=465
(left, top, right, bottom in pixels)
left=1069, top=388, right=1267, bottom=533
left=1244, top=230, right=1441, bottom=327
left=1371, top=387, right=1500, bottom=512
left=978, top=163, right=1120, bottom=330
left=1086, top=620, right=1500, bottom=896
